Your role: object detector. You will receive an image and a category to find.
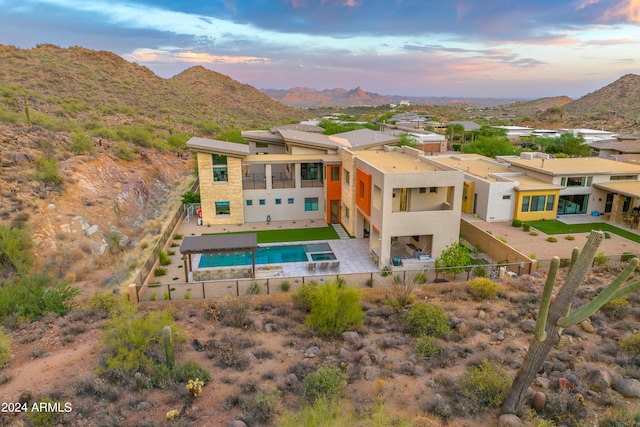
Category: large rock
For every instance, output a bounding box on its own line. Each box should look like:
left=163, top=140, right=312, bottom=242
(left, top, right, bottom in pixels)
left=342, top=331, right=361, bottom=344
left=499, top=414, right=524, bottom=427
left=585, top=369, right=612, bottom=392
left=612, top=377, right=640, bottom=397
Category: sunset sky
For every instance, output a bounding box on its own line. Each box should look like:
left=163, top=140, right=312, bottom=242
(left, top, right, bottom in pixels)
left=1, top=0, right=639, bottom=98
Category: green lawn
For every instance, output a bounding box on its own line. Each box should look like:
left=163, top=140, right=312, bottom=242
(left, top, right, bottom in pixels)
left=204, top=225, right=340, bottom=243
left=525, top=220, right=640, bottom=244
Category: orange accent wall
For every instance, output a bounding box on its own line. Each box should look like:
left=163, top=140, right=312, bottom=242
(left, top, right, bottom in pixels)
left=326, top=165, right=342, bottom=223
left=356, top=168, right=372, bottom=215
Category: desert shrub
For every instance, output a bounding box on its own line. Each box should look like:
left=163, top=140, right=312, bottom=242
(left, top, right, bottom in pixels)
left=70, top=131, right=95, bottom=154
left=530, top=231, right=539, bottom=236
left=403, top=303, right=450, bottom=338
left=600, top=409, right=640, bottom=427
left=149, top=359, right=210, bottom=389
left=415, top=335, right=444, bottom=358
left=0, top=272, right=80, bottom=321
left=32, top=157, right=63, bottom=186
left=99, top=303, right=184, bottom=375
left=0, top=330, right=11, bottom=368
left=547, top=237, right=557, bottom=243
left=302, top=364, right=348, bottom=404
left=522, top=223, right=531, bottom=232
left=23, top=397, right=64, bottom=427
left=115, top=141, right=135, bottom=160
left=158, top=249, right=171, bottom=266
left=544, top=390, right=588, bottom=425
left=278, top=397, right=355, bottom=427
left=217, top=295, right=255, bottom=328
left=458, top=360, right=512, bottom=408
left=604, top=232, right=611, bottom=239
left=247, top=281, right=261, bottom=295
left=497, top=236, right=507, bottom=243
left=87, top=291, right=119, bottom=316
left=279, top=281, right=290, bottom=292
left=565, top=235, right=575, bottom=240
left=512, top=219, right=522, bottom=227
left=292, top=281, right=319, bottom=312
left=154, top=267, right=167, bottom=276
left=306, top=281, right=363, bottom=336
left=389, top=277, right=417, bottom=308
left=594, top=252, right=610, bottom=265
left=468, top=277, right=499, bottom=300
left=601, top=297, right=631, bottom=319
left=206, top=335, right=253, bottom=371
left=413, top=271, right=427, bottom=284
left=620, top=334, right=640, bottom=355
left=244, top=387, right=282, bottom=425
left=0, top=225, right=34, bottom=275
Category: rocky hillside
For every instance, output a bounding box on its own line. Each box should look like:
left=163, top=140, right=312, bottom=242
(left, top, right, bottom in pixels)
left=0, top=44, right=306, bottom=288
left=565, top=74, right=640, bottom=120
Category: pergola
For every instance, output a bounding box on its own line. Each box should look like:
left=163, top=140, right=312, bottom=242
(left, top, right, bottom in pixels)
left=179, top=234, right=258, bottom=282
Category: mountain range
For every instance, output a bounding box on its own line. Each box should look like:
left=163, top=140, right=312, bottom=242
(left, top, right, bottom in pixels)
left=261, top=86, right=525, bottom=108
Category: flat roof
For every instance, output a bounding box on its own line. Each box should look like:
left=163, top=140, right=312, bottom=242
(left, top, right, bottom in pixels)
left=242, top=153, right=340, bottom=164
left=507, top=157, right=640, bottom=176
left=187, top=137, right=250, bottom=157
left=593, top=181, right=640, bottom=198
left=427, top=154, right=561, bottom=189
left=179, top=234, right=258, bottom=255
left=356, top=149, right=447, bottom=173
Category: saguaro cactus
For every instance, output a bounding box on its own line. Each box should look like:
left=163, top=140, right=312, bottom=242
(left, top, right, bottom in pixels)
left=163, top=325, right=174, bottom=369
left=502, top=230, right=640, bottom=414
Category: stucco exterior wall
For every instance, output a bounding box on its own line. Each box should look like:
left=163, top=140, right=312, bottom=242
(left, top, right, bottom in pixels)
left=243, top=187, right=325, bottom=222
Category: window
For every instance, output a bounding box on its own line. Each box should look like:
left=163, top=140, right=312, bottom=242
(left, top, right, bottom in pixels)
left=255, top=142, right=269, bottom=148
left=611, top=175, right=638, bottom=181
left=215, top=201, right=230, bottom=216
left=419, top=188, right=427, bottom=193
left=259, top=199, right=265, bottom=205
left=624, top=196, right=632, bottom=212
left=586, top=176, right=593, bottom=186
left=304, top=197, right=319, bottom=211
left=430, top=187, right=438, bottom=193
left=344, top=169, right=350, bottom=186
left=502, top=195, right=511, bottom=200
left=566, top=176, right=585, bottom=187
left=246, top=200, right=253, bottom=206
left=212, top=154, right=228, bottom=182
left=288, top=198, right=294, bottom=204
left=561, top=177, right=566, bottom=186
left=275, top=198, right=282, bottom=205
left=522, top=196, right=530, bottom=212
left=546, top=195, right=555, bottom=211
left=530, top=196, right=546, bottom=212
left=344, top=206, right=350, bottom=219
left=331, top=166, right=340, bottom=181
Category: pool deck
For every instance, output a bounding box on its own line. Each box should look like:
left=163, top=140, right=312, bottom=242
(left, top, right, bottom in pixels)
left=163, top=217, right=379, bottom=283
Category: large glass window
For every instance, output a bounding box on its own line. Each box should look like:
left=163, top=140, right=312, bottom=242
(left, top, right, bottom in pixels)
left=557, top=195, right=588, bottom=214
left=605, top=193, right=614, bottom=213
left=546, top=195, right=555, bottom=211
left=304, top=197, right=319, bottom=211
left=215, top=201, right=230, bottom=216
left=521, top=196, right=530, bottom=212
left=566, top=176, right=585, bottom=187
left=530, top=196, right=546, bottom=212
left=301, top=163, right=321, bottom=180
left=212, top=154, right=228, bottom=182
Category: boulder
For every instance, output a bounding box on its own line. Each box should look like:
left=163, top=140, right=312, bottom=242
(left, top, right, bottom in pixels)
left=612, top=377, right=640, bottom=398
left=520, top=320, right=536, bottom=333
left=499, top=414, right=524, bottom=427
left=342, top=331, right=361, bottom=344
left=585, top=369, right=612, bottom=392
left=228, top=421, right=247, bottom=427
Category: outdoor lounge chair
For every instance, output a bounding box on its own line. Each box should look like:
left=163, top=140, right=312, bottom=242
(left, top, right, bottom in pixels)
left=330, top=261, right=340, bottom=269
left=307, top=262, right=316, bottom=271
left=319, top=261, right=329, bottom=269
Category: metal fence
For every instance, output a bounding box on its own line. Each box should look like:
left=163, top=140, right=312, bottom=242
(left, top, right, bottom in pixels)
left=131, top=178, right=199, bottom=290
left=136, top=261, right=538, bottom=302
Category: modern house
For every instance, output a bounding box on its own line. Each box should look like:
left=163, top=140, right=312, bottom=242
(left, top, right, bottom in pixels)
left=428, top=152, right=640, bottom=224
left=187, top=126, right=464, bottom=269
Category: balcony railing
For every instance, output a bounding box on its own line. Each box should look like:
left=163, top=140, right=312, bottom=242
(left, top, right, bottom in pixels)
left=243, top=172, right=295, bottom=190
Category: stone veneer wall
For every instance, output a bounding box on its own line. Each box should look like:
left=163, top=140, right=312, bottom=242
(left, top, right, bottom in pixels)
left=198, top=154, right=245, bottom=225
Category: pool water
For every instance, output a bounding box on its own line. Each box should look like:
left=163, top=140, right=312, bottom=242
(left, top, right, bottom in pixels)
left=198, top=243, right=333, bottom=268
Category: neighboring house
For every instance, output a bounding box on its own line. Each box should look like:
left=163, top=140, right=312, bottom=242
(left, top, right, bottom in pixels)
left=427, top=153, right=561, bottom=222
left=559, top=128, right=617, bottom=144
left=590, top=136, right=640, bottom=158
left=407, top=132, right=447, bottom=154
left=187, top=127, right=464, bottom=269
left=428, top=152, right=640, bottom=225
left=447, top=120, right=481, bottom=132
left=492, top=126, right=535, bottom=142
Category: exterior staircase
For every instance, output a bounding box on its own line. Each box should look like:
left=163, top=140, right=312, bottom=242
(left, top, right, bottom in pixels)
left=332, top=223, right=350, bottom=239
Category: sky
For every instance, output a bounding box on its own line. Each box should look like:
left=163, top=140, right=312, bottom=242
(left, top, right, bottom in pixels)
left=1, top=0, right=640, bottom=99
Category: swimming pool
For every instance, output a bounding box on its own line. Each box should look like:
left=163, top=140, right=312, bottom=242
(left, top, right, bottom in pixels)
left=198, top=242, right=334, bottom=268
